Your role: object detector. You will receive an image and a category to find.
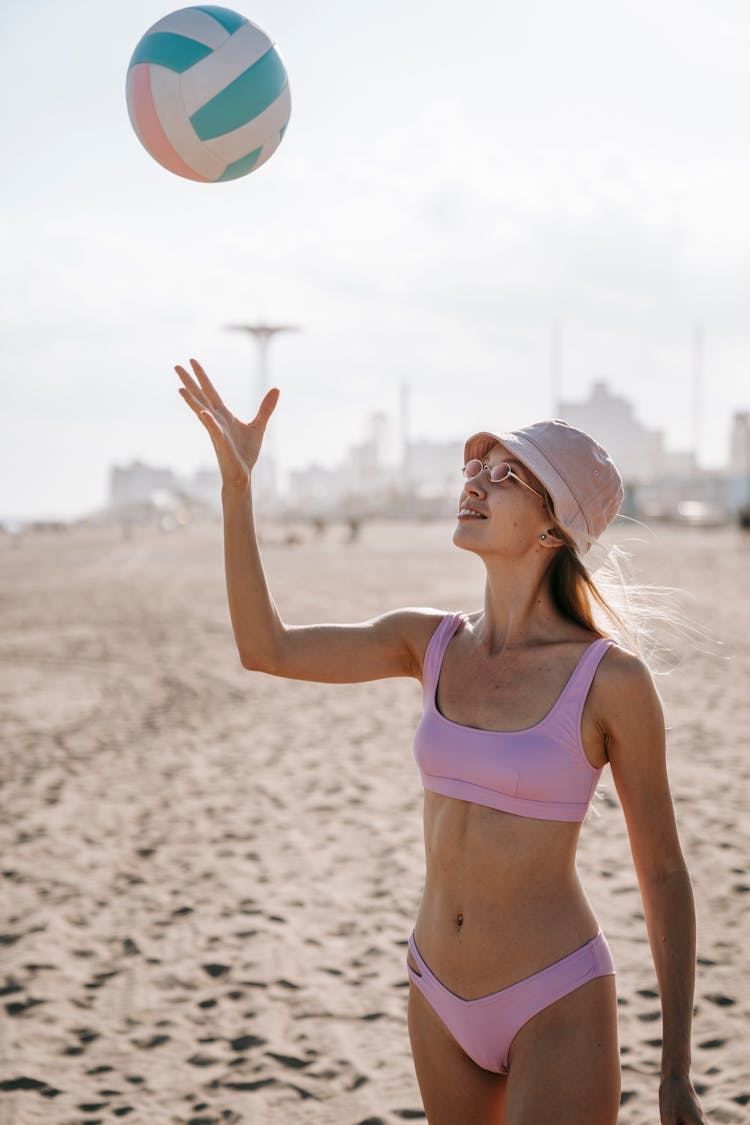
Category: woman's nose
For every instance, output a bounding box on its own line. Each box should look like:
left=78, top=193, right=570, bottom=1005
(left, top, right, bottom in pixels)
left=464, top=473, right=487, bottom=496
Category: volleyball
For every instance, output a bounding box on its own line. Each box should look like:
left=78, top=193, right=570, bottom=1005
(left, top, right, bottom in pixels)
left=125, top=6, right=291, bottom=182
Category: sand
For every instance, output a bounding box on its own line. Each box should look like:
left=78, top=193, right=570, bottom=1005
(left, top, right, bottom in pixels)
left=0, top=516, right=748, bottom=1124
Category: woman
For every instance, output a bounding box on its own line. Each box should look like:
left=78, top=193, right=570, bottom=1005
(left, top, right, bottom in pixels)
left=174, top=358, right=707, bottom=1125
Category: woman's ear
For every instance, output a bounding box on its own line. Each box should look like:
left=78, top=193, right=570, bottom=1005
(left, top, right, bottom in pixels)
left=540, top=527, right=565, bottom=550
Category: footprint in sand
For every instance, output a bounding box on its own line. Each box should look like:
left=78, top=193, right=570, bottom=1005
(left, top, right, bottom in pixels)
left=7, top=996, right=45, bottom=1017
left=704, top=992, right=735, bottom=1006
left=264, top=1051, right=313, bottom=1069
left=0, top=1077, right=62, bottom=1098
left=229, top=1033, right=266, bottom=1050
left=187, top=1053, right=220, bottom=1067
left=202, top=962, right=232, bottom=978
left=222, top=1077, right=277, bottom=1091
left=130, top=1033, right=170, bottom=1049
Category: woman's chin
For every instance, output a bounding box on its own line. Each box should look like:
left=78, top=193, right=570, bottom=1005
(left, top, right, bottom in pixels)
left=452, top=525, right=483, bottom=551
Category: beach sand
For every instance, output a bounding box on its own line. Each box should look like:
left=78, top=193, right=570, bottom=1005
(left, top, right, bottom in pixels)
left=1, top=517, right=748, bottom=1124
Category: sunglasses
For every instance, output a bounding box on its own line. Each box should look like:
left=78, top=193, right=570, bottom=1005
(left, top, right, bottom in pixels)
left=462, top=459, right=544, bottom=500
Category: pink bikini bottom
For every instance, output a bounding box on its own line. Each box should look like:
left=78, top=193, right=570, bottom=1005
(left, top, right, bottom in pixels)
left=406, top=928, right=615, bottom=1074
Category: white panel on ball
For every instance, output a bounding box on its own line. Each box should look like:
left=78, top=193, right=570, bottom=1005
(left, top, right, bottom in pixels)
left=146, top=8, right=230, bottom=49
left=148, top=65, right=226, bottom=181
left=207, top=83, right=291, bottom=167
left=180, top=20, right=273, bottom=117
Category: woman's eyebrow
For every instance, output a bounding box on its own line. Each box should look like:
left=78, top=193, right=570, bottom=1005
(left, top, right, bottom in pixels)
left=486, top=455, right=525, bottom=472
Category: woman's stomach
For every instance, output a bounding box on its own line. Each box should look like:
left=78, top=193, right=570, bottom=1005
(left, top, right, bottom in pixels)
left=413, top=792, right=601, bottom=997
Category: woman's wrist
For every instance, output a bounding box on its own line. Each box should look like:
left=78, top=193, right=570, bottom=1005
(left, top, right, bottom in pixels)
left=661, top=1042, right=691, bottom=1079
left=221, top=477, right=251, bottom=503
left=659, top=1069, right=692, bottom=1083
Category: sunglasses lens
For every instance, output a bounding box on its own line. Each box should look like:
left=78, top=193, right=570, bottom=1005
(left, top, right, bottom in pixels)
left=463, top=459, right=483, bottom=478
left=489, top=462, right=511, bottom=482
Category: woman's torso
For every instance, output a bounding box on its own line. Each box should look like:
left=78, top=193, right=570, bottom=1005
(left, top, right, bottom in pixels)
left=412, top=610, right=615, bottom=998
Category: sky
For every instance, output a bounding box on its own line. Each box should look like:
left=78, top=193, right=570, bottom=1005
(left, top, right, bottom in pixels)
left=1, top=0, right=749, bottom=520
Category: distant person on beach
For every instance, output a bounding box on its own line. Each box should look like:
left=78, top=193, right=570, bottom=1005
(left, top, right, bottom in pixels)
left=174, top=358, right=707, bottom=1125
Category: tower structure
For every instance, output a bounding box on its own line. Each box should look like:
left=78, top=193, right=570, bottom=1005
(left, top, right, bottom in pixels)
left=400, top=378, right=411, bottom=484
left=225, top=322, right=300, bottom=518
left=550, top=321, right=563, bottom=416
left=227, top=323, right=299, bottom=402
left=691, top=323, right=703, bottom=479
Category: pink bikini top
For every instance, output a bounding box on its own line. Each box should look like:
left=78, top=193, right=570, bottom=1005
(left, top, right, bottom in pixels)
left=413, top=612, right=615, bottom=823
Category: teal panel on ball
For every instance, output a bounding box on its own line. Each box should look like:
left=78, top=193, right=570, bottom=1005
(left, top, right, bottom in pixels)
left=193, top=5, right=247, bottom=35
left=190, top=47, right=287, bottom=140
left=128, top=31, right=213, bottom=73
left=279, top=120, right=289, bottom=141
left=217, top=145, right=263, bottom=181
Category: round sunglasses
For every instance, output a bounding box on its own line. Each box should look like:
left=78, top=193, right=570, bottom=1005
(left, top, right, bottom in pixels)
left=462, top=458, right=544, bottom=500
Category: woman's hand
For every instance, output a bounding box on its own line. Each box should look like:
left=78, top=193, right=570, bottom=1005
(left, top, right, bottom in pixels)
left=174, top=358, right=280, bottom=492
left=659, top=1074, right=708, bottom=1124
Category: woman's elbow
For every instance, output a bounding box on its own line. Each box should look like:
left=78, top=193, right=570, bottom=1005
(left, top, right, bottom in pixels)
left=239, top=649, right=279, bottom=674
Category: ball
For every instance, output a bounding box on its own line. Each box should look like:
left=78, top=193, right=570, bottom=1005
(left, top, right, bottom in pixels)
left=126, top=5, right=291, bottom=182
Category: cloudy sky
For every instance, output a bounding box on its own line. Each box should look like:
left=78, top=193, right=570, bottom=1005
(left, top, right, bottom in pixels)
left=1, top=0, right=748, bottom=519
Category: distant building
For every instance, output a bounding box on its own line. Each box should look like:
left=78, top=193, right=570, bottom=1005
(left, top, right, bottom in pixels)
left=728, top=411, right=750, bottom=510
left=283, top=421, right=463, bottom=519
left=405, top=438, right=463, bottom=496
left=286, top=463, right=341, bottom=516
left=399, top=438, right=464, bottom=517
left=185, top=468, right=222, bottom=510
left=729, top=411, right=750, bottom=475
left=109, top=461, right=221, bottom=524
left=557, top=381, right=664, bottom=484
left=110, top=462, right=177, bottom=509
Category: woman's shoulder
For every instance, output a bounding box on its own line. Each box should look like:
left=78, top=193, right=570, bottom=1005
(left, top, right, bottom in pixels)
left=411, top=607, right=465, bottom=644
left=394, top=607, right=464, bottom=672
left=591, top=638, right=655, bottom=703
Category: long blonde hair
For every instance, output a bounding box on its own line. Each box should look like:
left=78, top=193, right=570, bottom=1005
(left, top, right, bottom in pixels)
left=542, top=493, right=711, bottom=676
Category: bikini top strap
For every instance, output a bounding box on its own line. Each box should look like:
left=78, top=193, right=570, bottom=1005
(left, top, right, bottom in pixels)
left=561, top=637, right=616, bottom=719
left=422, top=611, right=464, bottom=694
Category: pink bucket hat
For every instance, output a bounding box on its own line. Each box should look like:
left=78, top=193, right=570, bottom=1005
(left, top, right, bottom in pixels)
left=463, top=419, right=624, bottom=557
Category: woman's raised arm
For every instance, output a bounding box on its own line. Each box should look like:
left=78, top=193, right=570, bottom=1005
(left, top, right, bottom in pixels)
left=175, top=358, right=439, bottom=682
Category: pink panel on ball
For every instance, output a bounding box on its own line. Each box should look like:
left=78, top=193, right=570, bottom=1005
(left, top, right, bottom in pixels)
left=129, top=64, right=210, bottom=182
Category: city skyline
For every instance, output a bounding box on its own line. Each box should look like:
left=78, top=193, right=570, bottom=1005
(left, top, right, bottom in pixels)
left=102, top=378, right=748, bottom=534
left=1, top=350, right=746, bottom=524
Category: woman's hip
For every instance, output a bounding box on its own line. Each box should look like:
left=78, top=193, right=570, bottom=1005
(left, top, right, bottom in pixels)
left=405, top=926, right=616, bottom=1074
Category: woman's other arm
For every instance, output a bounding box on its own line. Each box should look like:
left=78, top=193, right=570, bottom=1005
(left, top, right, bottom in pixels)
left=603, top=650, right=707, bottom=1125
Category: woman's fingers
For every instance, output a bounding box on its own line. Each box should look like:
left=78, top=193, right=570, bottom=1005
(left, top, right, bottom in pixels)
left=175, top=364, right=210, bottom=409
left=189, top=358, right=226, bottom=411
left=180, top=387, right=233, bottom=450
left=178, top=384, right=209, bottom=417
left=176, top=361, right=277, bottom=427
left=254, top=386, right=280, bottom=426
left=179, top=386, right=230, bottom=440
